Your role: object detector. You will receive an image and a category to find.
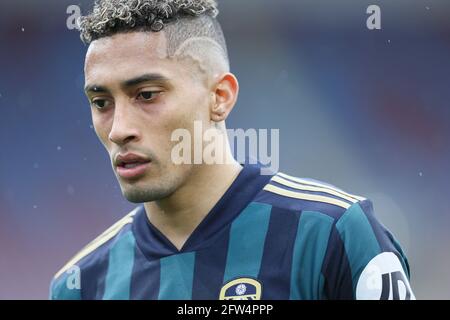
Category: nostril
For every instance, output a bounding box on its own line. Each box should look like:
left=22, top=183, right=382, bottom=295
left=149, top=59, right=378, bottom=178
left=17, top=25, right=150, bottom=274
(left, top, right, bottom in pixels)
left=124, top=135, right=137, bottom=144
left=109, top=132, right=137, bottom=145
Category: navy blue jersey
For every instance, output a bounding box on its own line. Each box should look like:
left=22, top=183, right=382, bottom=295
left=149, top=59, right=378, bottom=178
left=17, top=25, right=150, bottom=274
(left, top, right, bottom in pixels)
left=50, top=164, right=414, bottom=300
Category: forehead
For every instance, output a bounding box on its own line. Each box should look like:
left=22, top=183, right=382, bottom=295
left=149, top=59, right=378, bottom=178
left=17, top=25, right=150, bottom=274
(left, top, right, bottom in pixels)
left=84, top=31, right=175, bottom=84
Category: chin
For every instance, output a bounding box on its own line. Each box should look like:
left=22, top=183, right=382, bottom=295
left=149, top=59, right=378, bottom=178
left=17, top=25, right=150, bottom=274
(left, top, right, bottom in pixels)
left=119, top=168, right=189, bottom=203
left=121, top=183, right=176, bottom=203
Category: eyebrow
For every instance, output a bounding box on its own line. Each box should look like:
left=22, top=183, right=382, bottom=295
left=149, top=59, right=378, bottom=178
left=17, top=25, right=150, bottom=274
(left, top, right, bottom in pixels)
left=122, top=73, right=170, bottom=88
left=84, top=73, right=171, bottom=94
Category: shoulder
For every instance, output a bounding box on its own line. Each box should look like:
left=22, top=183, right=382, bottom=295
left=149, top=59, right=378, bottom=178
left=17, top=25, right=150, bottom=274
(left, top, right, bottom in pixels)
left=49, top=207, right=140, bottom=300
left=255, top=171, right=394, bottom=257
left=253, top=170, right=377, bottom=259
left=255, top=171, right=368, bottom=222
left=256, top=172, right=414, bottom=299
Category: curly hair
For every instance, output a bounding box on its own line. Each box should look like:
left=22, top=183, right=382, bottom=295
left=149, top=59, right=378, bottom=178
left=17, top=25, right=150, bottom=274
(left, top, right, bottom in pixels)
left=78, top=0, right=229, bottom=75
left=78, top=0, right=219, bottom=44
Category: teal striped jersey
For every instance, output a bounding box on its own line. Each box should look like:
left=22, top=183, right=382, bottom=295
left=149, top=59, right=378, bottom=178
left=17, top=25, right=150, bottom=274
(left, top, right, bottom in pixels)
left=50, top=164, right=415, bottom=300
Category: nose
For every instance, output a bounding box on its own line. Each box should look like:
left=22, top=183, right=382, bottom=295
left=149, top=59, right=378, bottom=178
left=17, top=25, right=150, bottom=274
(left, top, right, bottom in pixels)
left=108, top=102, right=140, bottom=146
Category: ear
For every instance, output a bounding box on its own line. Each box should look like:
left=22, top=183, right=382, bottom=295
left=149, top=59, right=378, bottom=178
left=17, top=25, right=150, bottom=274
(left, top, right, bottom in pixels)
left=210, top=73, right=239, bottom=123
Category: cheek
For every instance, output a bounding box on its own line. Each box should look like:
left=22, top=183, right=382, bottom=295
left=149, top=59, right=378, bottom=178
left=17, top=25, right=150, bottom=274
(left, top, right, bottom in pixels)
left=140, top=89, right=209, bottom=147
left=92, top=112, right=112, bottom=147
left=174, top=94, right=210, bottom=127
left=149, top=97, right=191, bottom=134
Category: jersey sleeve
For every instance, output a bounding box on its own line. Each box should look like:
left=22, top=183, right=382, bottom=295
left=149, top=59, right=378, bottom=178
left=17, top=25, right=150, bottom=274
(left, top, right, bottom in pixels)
left=321, top=199, right=415, bottom=300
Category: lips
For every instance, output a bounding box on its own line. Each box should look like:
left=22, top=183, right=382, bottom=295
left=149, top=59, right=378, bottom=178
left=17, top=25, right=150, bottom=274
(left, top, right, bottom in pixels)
left=122, top=163, right=144, bottom=169
left=115, top=153, right=151, bottom=179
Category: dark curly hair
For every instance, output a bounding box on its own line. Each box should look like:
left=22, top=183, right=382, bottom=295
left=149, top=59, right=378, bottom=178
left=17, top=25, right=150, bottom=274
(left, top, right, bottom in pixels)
left=78, top=0, right=229, bottom=73
left=79, top=0, right=219, bottom=43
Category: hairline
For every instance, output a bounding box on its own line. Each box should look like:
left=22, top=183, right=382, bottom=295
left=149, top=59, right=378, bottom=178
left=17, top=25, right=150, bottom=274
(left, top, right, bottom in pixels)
left=87, top=27, right=229, bottom=86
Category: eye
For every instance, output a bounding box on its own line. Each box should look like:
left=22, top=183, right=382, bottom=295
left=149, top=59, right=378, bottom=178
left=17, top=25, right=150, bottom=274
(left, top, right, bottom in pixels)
left=91, top=98, right=112, bottom=110
left=137, top=91, right=160, bottom=102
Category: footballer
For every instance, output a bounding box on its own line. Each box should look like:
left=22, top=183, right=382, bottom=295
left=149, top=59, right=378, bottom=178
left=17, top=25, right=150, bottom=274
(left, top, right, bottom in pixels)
left=50, top=0, right=415, bottom=300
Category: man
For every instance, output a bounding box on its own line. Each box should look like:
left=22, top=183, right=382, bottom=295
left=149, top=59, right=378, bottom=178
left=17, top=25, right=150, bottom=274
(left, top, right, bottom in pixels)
left=50, top=0, right=415, bottom=300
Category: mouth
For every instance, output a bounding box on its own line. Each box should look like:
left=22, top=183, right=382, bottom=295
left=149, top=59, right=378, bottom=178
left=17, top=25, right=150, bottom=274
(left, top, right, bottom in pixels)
left=115, top=153, right=152, bottom=180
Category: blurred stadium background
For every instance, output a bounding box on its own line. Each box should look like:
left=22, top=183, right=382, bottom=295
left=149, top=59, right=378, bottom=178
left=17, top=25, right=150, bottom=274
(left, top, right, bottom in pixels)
left=0, top=0, right=449, bottom=299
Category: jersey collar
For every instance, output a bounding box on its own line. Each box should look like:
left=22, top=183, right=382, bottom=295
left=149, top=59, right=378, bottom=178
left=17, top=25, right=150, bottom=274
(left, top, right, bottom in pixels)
left=132, top=162, right=274, bottom=260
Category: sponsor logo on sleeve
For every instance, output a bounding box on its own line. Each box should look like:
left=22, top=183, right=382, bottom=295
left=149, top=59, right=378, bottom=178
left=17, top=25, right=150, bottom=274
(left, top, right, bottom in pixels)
left=356, top=252, right=415, bottom=300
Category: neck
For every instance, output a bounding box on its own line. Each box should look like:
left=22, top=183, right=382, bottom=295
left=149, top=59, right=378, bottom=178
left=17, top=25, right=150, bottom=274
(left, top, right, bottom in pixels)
left=144, top=157, right=243, bottom=250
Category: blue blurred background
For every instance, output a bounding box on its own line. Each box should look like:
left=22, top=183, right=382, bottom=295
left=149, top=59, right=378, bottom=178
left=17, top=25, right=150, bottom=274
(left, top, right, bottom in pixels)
left=0, top=0, right=449, bottom=299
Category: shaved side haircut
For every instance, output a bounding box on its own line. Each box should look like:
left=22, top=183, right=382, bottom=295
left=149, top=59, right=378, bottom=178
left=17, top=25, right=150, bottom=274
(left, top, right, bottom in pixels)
left=79, top=0, right=230, bottom=78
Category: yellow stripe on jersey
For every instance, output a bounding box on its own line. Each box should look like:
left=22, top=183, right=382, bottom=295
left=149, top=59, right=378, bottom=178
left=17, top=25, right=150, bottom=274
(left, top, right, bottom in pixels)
left=54, top=208, right=138, bottom=279
left=277, top=172, right=366, bottom=202
left=263, top=184, right=352, bottom=210
left=271, top=175, right=359, bottom=205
